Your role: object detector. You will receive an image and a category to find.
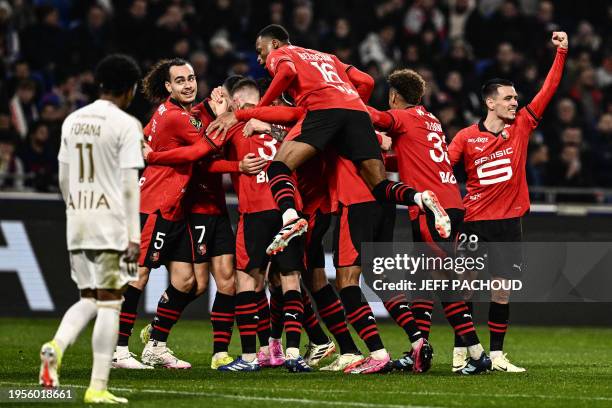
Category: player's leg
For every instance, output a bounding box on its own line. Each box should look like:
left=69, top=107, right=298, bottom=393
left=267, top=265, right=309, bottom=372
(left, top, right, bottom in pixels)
left=266, top=111, right=344, bottom=255
left=40, top=250, right=99, bottom=387
left=338, top=110, right=450, bottom=238
left=268, top=276, right=286, bottom=367
left=333, top=203, right=390, bottom=374
left=209, top=254, right=236, bottom=369
left=488, top=218, right=526, bottom=372
left=85, top=250, right=137, bottom=403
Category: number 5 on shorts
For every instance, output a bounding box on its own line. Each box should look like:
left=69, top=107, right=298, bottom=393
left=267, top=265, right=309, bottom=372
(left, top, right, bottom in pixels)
left=154, top=232, right=166, bottom=250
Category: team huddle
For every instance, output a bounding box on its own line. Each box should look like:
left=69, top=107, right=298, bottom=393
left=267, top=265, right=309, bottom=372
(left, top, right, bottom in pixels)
left=38, top=23, right=568, bottom=403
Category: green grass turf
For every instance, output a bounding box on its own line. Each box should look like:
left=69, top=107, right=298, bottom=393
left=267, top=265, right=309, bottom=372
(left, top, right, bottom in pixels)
left=0, top=318, right=611, bottom=408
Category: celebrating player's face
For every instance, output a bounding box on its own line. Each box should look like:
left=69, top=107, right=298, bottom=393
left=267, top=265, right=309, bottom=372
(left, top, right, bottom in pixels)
left=488, top=86, right=518, bottom=121
left=165, top=64, right=197, bottom=106
left=255, top=36, right=273, bottom=66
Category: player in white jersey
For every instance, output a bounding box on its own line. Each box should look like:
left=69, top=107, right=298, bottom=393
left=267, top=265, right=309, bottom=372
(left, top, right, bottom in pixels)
left=39, top=55, right=143, bottom=404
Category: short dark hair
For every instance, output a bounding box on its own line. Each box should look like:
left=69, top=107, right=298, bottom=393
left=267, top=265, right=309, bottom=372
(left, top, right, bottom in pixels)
left=257, top=24, right=290, bottom=42
left=223, top=75, right=244, bottom=92
left=142, top=58, right=188, bottom=103
left=230, top=78, right=259, bottom=96
left=481, top=78, right=514, bottom=101
left=387, top=69, right=426, bottom=105
left=95, top=54, right=141, bottom=97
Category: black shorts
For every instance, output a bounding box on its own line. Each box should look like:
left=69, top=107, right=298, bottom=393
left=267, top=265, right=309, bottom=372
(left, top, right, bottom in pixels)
left=235, top=210, right=305, bottom=274
left=333, top=201, right=388, bottom=268
left=458, top=217, right=524, bottom=279
left=188, top=213, right=235, bottom=263
left=304, top=210, right=332, bottom=270
left=294, top=109, right=382, bottom=162
left=412, top=208, right=465, bottom=256
left=139, top=211, right=193, bottom=269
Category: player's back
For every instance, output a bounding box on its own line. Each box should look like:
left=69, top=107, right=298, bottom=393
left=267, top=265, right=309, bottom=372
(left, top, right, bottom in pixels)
left=267, top=45, right=365, bottom=111
left=59, top=99, right=144, bottom=251
left=388, top=106, right=463, bottom=215
left=226, top=123, right=301, bottom=213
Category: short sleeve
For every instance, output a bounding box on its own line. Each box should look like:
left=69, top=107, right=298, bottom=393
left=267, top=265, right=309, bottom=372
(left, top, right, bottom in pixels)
left=266, top=48, right=293, bottom=76
left=119, top=116, right=145, bottom=169
left=447, top=130, right=465, bottom=166
left=57, top=121, right=69, bottom=163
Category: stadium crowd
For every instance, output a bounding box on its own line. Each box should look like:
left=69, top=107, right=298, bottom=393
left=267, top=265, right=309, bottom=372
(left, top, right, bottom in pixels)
left=0, top=0, right=611, bottom=198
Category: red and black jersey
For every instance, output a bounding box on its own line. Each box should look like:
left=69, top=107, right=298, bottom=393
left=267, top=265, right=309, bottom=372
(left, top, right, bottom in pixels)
left=448, top=48, right=567, bottom=221
left=369, top=105, right=464, bottom=220
left=263, top=45, right=367, bottom=111
left=140, top=98, right=206, bottom=221
left=225, top=123, right=302, bottom=214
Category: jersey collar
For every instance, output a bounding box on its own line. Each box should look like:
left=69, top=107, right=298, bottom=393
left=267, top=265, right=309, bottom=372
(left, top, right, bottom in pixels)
left=203, top=99, right=216, bottom=119
left=478, top=120, right=504, bottom=137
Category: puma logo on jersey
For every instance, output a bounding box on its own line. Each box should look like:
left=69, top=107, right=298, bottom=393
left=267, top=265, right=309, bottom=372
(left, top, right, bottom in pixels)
left=475, top=146, right=484, bottom=152
left=285, top=313, right=298, bottom=320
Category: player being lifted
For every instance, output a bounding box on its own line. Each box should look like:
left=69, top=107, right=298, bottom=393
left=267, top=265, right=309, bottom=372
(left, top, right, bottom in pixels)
left=39, top=54, right=143, bottom=403
left=207, top=24, right=450, bottom=255
left=448, top=32, right=568, bottom=373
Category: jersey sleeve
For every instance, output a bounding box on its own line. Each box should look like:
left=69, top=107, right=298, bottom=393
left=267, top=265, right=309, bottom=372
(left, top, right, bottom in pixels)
left=57, top=121, right=69, bottom=164
left=525, top=48, right=568, bottom=126
left=339, top=58, right=374, bottom=103
left=205, top=159, right=240, bottom=173
left=119, top=116, right=145, bottom=169
left=367, top=106, right=399, bottom=133
left=265, top=47, right=294, bottom=76
left=447, top=130, right=466, bottom=166
left=235, top=106, right=305, bottom=124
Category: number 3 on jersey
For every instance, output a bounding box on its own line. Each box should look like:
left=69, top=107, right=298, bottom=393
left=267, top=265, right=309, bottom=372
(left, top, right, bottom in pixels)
left=256, top=135, right=277, bottom=183
left=427, top=132, right=456, bottom=184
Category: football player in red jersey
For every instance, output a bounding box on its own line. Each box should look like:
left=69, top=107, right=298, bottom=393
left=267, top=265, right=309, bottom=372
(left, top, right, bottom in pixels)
left=448, top=32, right=569, bottom=373
left=145, top=79, right=312, bottom=372
left=113, top=59, right=225, bottom=370
left=206, top=24, right=451, bottom=257
left=368, top=69, right=494, bottom=375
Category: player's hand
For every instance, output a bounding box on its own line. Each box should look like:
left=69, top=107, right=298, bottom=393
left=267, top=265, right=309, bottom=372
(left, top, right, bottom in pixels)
left=379, top=133, right=392, bottom=151
left=142, top=142, right=153, bottom=162
left=239, top=153, right=267, bottom=175
left=124, top=241, right=140, bottom=263
left=243, top=119, right=271, bottom=137
left=207, top=111, right=238, bottom=141
left=552, top=31, right=568, bottom=49
left=210, top=86, right=227, bottom=103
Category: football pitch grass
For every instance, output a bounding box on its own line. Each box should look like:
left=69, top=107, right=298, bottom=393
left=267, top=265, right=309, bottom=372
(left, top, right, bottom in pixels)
left=1, top=318, right=610, bottom=407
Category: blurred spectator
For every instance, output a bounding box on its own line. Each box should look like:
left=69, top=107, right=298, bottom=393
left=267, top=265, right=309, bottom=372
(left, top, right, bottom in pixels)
left=0, top=135, right=24, bottom=191
left=290, top=2, right=318, bottom=50
left=69, top=4, right=114, bottom=70
left=155, top=4, right=191, bottom=58
left=116, top=0, right=154, bottom=62
left=41, top=72, right=88, bottom=120
left=595, top=51, right=612, bottom=89
left=446, top=0, right=475, bottom=41
left=527, top=143, right=549, bottom=187
left=489, top=0, right=530, bottom=53
left=9, top=80, right=38, bottom=139
left=593, top=113, right=612, bottom=186
left=18, top=122, right=56, bottom=191
left=0, top=0, right=19, bottom=65
left=359, top=24, right=400, bottom=75
left=208, top=34, right=234, bottom=87
left=19, top=5, right=67, bottom=70
left=569, top=67, right=603, bottom=125
left=403, top=0, right=445, bottom=41
left=481, top=42, right=521, bottom=84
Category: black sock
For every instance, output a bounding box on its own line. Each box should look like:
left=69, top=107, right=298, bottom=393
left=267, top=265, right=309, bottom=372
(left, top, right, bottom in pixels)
left=372, top=179, right=417, bottom=206
left=150, top=284, right=192, bottom=342
left=489, top=302, right=509, bottom=351
left=235, top=291, right=258, bottom=354
left=411, top=299, right=434, bottom=340
left=118, top=285, right=142, bottom=346
left=269, top=285, right=284, bottom=339
left=313, top=284, right=359, bottom=354
left=255, top=290, right=271, bottom=347
left=211, top=292, right=235, bottom=354
left=454, top=301, right=473, bottom=347
left=384, top=294, right=422, bottom=343
left=442, top=301, right=479, bottom=347
left=283, top=290, right=304, bottom=349
left=267, top=161, right=296, bottom=214
left=340, top=286, right=384, bottom=353
left=302, top=290, right=329, bottom=345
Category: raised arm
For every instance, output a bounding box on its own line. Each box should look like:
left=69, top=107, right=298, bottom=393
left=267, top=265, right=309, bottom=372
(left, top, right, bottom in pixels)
left=367, top=106, right=395, bottom=132
left=258, top=61, right=297, bottom=107
left=346, top=66, right=375, bottom=103
left=526, top=32, right=568, bottom=120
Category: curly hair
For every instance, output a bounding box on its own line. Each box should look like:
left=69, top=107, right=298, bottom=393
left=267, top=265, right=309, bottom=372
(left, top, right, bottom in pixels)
left=142, top=58, right=188, bottom=103
left=387, top=69, right=426, bottom=106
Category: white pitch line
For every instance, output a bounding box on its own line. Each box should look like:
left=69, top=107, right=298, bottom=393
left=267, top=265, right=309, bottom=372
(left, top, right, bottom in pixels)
left=0, top=382, right=440, bottom=408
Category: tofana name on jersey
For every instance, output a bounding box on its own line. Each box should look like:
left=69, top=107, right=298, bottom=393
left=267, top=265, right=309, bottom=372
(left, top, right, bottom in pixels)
left=70, top=122, right=101, bottom=137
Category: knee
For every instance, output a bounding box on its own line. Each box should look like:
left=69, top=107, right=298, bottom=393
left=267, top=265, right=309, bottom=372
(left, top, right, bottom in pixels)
left=491, top=289, right=510, bottom=304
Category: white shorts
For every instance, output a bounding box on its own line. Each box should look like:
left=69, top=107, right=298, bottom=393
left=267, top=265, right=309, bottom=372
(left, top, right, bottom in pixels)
left=69, top=250, right=137, bottom=290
